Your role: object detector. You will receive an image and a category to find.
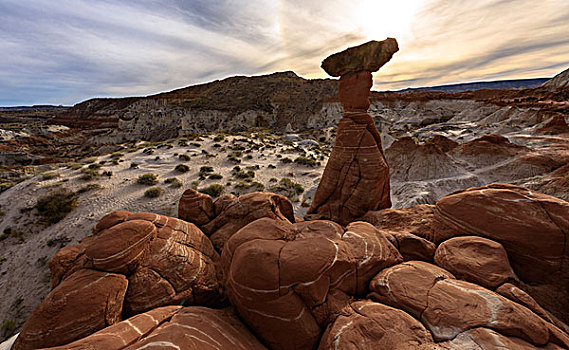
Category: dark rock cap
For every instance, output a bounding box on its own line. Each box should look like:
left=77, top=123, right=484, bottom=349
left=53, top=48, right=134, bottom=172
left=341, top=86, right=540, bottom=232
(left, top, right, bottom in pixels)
left=321, top=38, right=399, bottom=77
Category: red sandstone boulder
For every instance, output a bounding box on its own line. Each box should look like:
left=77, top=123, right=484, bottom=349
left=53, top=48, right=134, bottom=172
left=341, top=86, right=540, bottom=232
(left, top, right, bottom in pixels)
left=369, top=261, right=455, bottom=318
left=38, top=306, right=181, bottom=350
left=222, top=218, right=402, bottom=350
left=85, top=220, right=157, bottom=274
left=433, top=183, right=568, bottom=281
left=178, top=189, right=215, bottom=226
left=125, top=307, right=267, bottom=350
left=422, top=278, right=550, bottom=344
left=433, top=183, right=569, bottom=322
left=434, top=236, right=517, bottom=289
left=318, top=300, right=435, bottom=350
left=50, top=211, right=223, bottom=316
left=440, top=328, right=565, bottom=350
left=179, top=191, right=295, bottom=251
left=361, top=205, right=436, bottom=261
left=13, top=269, right=128, bottom=350
left=369, top=261, right=558, bottom=347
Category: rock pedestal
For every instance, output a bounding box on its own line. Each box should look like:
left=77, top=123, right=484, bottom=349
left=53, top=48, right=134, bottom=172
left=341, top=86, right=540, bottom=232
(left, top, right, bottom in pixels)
left=307, top=39, right=398, bottom=225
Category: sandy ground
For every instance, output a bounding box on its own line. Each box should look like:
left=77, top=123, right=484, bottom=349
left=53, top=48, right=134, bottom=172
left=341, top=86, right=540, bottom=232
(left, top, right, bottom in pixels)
left=0, top=130, right=330, bottom=339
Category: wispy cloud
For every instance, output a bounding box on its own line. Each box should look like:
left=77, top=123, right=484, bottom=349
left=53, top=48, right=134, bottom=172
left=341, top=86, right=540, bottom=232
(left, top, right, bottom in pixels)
left=0, top=0, right=568, bottom=105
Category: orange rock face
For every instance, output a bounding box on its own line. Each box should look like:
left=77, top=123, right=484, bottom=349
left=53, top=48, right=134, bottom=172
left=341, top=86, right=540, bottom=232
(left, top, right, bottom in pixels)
left=38, top=306, right=182, bottom=350
left=13, top=269, right=128, bottom=350
left=221, top=218, right=402, bottom=350
left=19, top=211, right=224, bottom=349
left=179, top=190, right=295, bottom=251
left=434, top=236, right=517, bottom=289
left=126, top=307, right=268, bottom=350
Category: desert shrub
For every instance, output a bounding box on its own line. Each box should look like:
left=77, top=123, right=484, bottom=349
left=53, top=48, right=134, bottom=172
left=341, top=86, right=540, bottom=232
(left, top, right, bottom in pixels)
left=137, top=173, right=158, bottom=185
left=1, top=319, right=17, bottom=332
left=294, top=156, right=317, bottom=167
left=280, top=157, right=292, bottom=164
left=80, top=169, right=99, bottom=181
left=234, top=181, right=264, bottom=193
left=143, top=148, right=155, bottom=155
left=144, top=187, right=163, bottom=198
left=66, top=162, right=83, bottom=170
left=102, top=170, right=113, bottom=177
left=46, top=236, right=71, bottom=247
left=36, top=189, right=78, bottom=224
left=213, top=143, right=222, bottom=148
left=190, top=142, right=201, bottom=147
left=130, top=162, right=139, bottom=169
left=213, top=135, right=224, bottom=142
left=178, top=154, right=191, bottom=161
left=175, top=164, right=190, bottom=173
left=41, top=172, right=60, bottom=180
left=208, top=173, right=223, bottom=180
left=165, top=177, right=183, bottom=188
left=77, top=183, right=103, bottom=194
left=0, top=183, right=10, bottom=193
left=199, top=184, right=224, bottom=198
left=232, top=168, right=255, bottom=179
left=230, top=144, right=246, bottom=151
left=269, top=178, right=304, bottom=201
left=191, top=180, right=200, bottom=189
left=227, top=152, right=242, bottom=163
left=178, top=139, right=188, bottom=146
left=110, top=152, right=123, bottom=160
left=200, top=166, right=214, bottom=173
left=268, top=164, right=276, bottom=169
left=88, top=163, right=102, bottom=169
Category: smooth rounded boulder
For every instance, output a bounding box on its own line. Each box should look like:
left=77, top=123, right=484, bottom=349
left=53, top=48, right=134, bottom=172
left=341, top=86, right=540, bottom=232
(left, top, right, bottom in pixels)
left=222, top=218, right=402, bottom=350
left=179, top=191, right=295, bottom=252
left=434, top=236, right=517, bottom=289
left=13, top=269, right=128, bottom=350
left=318, top=300, right=434, bottom=350
left=433, top=183, right=569, bottom=323
left=49, top=211, right=223, bottom=317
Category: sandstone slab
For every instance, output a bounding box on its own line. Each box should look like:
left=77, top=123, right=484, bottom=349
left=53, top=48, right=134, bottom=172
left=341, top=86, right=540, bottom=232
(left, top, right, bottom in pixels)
left=126, top=307, right=267, bottom=350
left=321, top=38, right=399, bottom=77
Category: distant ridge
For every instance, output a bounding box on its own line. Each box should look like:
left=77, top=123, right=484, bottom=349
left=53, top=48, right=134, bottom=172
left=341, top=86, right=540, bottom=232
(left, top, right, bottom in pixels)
left=393, top=78, right=550, bottom=93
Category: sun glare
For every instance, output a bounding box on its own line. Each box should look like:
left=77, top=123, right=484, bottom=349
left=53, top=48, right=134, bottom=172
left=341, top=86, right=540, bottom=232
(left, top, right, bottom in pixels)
left=354, top=0, right=425, bottom=40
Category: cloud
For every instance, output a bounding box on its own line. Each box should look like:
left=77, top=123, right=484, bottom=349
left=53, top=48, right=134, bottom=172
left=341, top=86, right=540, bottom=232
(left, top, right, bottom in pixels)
left=0, top=0, right=568, bottom=105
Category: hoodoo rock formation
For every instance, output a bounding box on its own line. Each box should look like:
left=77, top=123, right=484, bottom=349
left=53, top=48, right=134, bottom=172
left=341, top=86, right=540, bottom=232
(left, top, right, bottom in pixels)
left=307, top=39, right=398, bottom=224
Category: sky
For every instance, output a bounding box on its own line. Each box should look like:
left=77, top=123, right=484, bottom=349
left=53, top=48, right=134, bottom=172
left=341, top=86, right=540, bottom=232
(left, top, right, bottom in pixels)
left=1, top=0, right=569, bottom=106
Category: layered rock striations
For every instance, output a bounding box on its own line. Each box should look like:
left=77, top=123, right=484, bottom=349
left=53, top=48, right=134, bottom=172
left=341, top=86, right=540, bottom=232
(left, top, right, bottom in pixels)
left=307, top=39, right=398, bottom=224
